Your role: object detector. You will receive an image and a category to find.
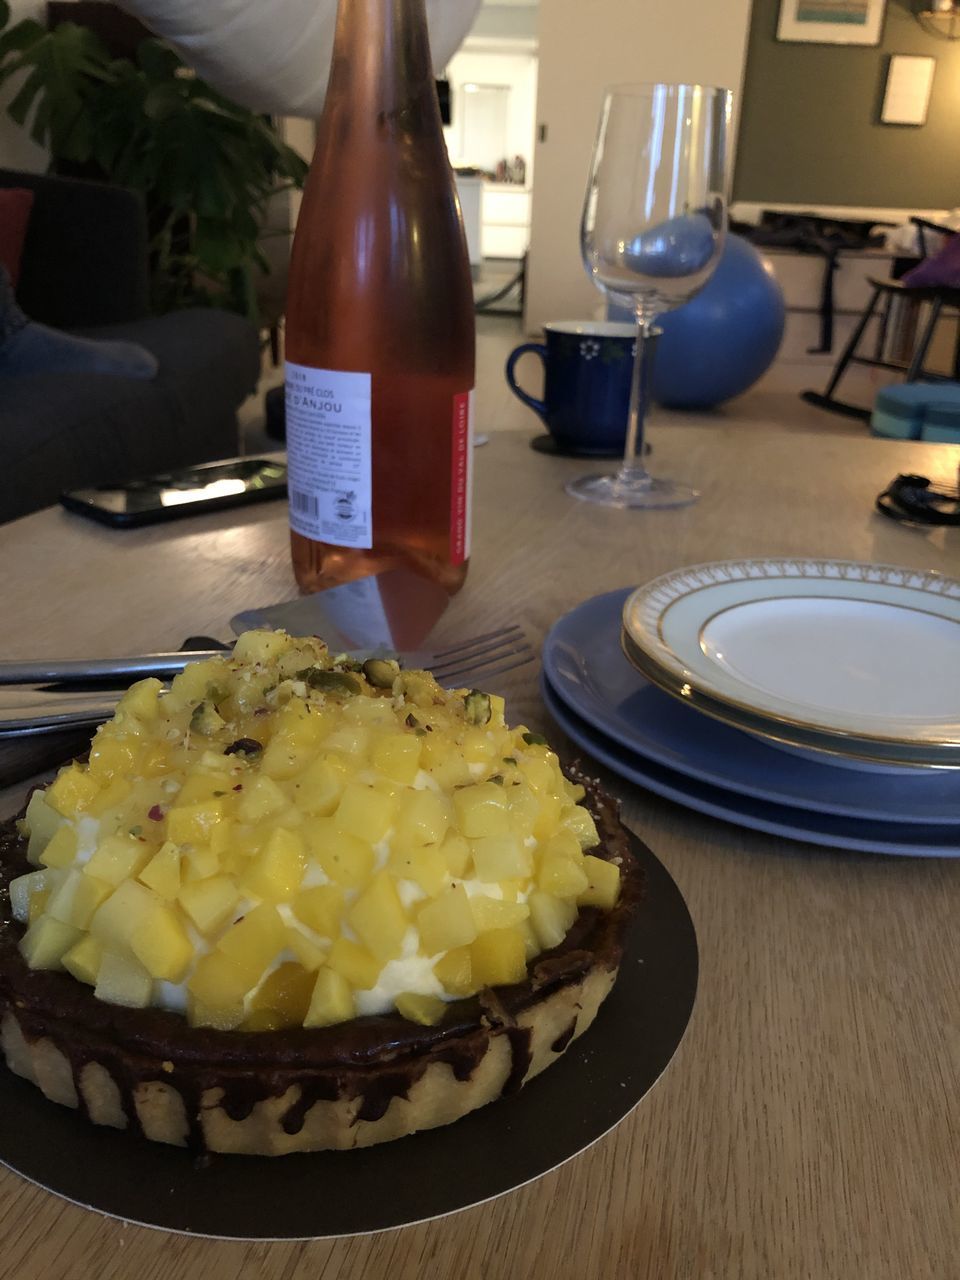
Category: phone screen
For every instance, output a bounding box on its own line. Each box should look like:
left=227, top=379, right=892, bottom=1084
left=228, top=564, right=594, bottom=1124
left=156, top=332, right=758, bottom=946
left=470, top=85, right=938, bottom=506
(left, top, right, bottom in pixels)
left=62, top=458, right=287, bottom=527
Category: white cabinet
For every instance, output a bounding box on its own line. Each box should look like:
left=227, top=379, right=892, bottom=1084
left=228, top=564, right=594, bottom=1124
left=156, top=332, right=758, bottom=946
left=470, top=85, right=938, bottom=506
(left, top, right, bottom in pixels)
left=455, top=174, right=484, bottom=268
left=481, top=184, right=531, bottom=259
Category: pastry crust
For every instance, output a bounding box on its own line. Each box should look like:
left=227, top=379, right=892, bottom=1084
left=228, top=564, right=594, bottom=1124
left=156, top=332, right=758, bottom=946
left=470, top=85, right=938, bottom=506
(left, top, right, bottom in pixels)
left=0, top=775, right=641, bottom=1155
left=1, top=966, right=615, bottom=1154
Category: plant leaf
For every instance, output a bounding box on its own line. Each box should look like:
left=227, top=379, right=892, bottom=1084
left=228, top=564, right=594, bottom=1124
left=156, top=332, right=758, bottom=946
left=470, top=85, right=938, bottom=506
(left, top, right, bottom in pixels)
left=5, top=65, right=43, bottom=128
left=0, top=17, right=45, bottom=61
left=137, top=37, right=181, bottom=81
left=143, top=80, right=182, bottom=121
left=0, top=20, right=305, bottom=319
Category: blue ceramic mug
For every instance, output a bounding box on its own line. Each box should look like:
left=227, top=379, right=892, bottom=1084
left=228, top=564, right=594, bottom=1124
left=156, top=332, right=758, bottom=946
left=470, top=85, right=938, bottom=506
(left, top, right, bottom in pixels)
left=505, top=321, right=636, bottom=454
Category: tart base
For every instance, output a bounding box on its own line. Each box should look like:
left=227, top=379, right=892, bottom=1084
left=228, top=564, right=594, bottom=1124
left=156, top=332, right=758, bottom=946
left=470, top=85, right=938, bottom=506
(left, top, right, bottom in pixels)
left=0, top=773, right=641, bottom=1155
left=2, top=965, right=614, bottom=1155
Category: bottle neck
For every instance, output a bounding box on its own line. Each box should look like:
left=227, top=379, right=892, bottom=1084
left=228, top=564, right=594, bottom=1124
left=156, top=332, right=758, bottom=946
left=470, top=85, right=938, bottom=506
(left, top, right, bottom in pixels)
left=327, top=0, right=436, bottom=122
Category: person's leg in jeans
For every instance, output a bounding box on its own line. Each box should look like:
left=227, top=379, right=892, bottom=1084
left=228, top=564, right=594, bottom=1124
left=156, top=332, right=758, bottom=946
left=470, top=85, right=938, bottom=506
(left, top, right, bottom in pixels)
left=0, top=264, right=158, bottom=378
left=0, top=261, right=26, bottom=345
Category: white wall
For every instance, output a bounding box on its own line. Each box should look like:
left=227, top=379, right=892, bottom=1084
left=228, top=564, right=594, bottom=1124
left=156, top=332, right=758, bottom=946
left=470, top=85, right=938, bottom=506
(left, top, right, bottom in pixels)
left=0, top=0, right=48, bottom=172
left=525, top=0, right=754, bottom=332
left=443, top=43, right=538, bottom=184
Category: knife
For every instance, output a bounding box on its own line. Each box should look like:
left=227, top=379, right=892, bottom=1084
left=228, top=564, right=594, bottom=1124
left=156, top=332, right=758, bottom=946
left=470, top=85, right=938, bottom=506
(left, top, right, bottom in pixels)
left=0, top=649, right=230, bottom=687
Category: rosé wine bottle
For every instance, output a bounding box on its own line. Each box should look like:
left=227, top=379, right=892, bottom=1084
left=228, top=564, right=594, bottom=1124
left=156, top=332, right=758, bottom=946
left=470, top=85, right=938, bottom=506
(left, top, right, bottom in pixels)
left=285, top=0, right=476, bottom=595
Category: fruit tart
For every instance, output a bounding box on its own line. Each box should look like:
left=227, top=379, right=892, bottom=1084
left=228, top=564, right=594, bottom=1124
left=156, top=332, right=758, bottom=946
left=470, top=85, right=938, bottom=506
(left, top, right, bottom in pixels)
left=0, top=630, right=641, bottom=1155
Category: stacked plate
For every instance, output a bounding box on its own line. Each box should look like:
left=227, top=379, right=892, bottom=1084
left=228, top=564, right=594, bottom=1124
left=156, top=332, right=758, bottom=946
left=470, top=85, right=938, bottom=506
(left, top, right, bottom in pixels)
left=542, top=558, right=960, bottom=856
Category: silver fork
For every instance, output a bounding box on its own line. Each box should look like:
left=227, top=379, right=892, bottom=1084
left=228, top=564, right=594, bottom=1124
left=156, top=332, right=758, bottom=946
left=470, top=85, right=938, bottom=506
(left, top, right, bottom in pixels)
left=0, top=626, right=536, bottom=738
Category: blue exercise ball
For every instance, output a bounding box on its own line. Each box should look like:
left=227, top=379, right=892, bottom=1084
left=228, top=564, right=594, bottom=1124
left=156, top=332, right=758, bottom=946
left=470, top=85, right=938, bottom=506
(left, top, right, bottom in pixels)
left=610, top=235, right=785, bottom=409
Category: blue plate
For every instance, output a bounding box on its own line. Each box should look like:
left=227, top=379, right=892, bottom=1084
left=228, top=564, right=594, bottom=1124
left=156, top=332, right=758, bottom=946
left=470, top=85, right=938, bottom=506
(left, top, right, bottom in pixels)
left=543, top=589, right=960, bottom=827
left=541, top=675, right=960, bottom=857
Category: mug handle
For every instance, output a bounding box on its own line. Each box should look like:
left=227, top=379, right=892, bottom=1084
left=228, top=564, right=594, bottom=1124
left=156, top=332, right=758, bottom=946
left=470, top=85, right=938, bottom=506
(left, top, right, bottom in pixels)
left=505, top=343, right=548, bottom=418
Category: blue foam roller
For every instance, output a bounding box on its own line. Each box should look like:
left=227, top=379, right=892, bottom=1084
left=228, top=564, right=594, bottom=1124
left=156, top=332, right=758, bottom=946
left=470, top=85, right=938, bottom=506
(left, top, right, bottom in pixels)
left=872, top=386, right=926, bottom=440
left=921, top=422, right=960, bottom=443
left=872, top=382, right=960, bottom=442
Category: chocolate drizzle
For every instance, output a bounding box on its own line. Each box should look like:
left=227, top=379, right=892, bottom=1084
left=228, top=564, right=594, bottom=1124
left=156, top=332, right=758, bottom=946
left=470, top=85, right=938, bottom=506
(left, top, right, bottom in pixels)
left=355, top=1071, right=413, bottom=1124
left=502, top=1027, right=533, bottom=1095
left=118, top=1076, right=146, bottom=1140
left=0, top=766, right=643, bottom=1151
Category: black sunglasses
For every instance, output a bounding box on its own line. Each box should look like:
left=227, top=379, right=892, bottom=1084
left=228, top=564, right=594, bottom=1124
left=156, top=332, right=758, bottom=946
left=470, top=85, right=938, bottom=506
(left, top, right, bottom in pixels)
left=876, top=473, right=960, bottom=527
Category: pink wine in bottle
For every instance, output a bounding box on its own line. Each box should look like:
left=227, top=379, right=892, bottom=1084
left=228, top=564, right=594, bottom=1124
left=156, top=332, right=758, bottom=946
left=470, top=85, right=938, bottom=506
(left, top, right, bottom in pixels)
left=285, top=0, right=476, bottom=594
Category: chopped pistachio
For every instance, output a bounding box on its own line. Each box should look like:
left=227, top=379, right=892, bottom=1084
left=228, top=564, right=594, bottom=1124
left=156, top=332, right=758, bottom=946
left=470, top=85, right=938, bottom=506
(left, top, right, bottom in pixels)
left=363, top=657, right=401, bottom=689
left=299, top=668, right=362, bottom=696
left=464, top=690, right=492, bottom=726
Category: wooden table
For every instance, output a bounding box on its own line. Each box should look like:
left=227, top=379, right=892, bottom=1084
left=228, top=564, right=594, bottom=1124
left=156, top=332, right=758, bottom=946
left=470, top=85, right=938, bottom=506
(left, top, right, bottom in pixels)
left=1, top=426, right=958, bottom=1279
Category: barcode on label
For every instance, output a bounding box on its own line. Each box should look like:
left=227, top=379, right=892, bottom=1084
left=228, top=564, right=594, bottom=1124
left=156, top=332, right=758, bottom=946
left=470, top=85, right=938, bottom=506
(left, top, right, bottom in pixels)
left=290, top=490, right=319, bottom=517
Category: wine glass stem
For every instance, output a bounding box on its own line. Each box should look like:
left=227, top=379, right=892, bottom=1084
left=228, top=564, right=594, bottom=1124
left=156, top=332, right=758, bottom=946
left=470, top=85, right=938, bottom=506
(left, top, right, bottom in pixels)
left=619, top=313, right=659, bottom=484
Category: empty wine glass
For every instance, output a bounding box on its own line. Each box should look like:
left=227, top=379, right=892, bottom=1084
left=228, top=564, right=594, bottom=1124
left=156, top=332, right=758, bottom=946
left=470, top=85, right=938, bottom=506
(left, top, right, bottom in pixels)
left=568, top=83, right=731, bottom=509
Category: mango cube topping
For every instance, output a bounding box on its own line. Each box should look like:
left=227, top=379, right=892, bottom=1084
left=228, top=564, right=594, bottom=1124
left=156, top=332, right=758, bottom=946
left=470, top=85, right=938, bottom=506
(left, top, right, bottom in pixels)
left=12, top=629, right=619, bottom=1031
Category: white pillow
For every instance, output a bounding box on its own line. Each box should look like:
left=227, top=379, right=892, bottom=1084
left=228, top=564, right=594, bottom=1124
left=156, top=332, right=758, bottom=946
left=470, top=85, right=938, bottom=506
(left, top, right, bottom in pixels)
left=116, top=0, right=482, bottom=118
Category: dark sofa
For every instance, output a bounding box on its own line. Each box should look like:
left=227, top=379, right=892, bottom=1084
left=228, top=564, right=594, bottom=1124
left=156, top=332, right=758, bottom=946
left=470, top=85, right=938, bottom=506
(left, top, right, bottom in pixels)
left=0, top=168, right=262, bottom=524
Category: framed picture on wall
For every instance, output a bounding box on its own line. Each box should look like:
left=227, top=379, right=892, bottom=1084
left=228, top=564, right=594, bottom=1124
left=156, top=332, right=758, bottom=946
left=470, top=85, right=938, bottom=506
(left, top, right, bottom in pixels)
left=777, top=0, right=886, bottom=45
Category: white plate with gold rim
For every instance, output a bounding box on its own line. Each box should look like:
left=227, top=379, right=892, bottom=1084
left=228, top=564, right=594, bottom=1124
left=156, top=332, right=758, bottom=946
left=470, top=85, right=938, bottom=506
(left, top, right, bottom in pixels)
left=621, top=559, right=960, bottom=768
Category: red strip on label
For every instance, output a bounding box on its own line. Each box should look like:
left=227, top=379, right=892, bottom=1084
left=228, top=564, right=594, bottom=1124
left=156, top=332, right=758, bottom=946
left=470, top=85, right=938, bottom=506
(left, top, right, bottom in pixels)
left=450, top=391, right=470, bottom=566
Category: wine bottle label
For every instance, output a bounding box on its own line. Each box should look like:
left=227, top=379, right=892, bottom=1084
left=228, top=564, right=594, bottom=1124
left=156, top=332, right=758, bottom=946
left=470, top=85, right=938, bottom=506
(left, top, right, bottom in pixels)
left=450, top=389, right=474, bottom=567
left=285, top=364, right=373, bottom=549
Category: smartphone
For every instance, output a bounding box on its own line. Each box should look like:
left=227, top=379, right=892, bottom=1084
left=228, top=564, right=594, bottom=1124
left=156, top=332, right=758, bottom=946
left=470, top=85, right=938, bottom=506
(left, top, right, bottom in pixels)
left=60, top=457, right=287, bottom=528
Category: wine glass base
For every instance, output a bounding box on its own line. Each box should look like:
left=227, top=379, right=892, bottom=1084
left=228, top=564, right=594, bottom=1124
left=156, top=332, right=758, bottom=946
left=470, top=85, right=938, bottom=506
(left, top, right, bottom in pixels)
left=565, top=470, right=700, bottom=510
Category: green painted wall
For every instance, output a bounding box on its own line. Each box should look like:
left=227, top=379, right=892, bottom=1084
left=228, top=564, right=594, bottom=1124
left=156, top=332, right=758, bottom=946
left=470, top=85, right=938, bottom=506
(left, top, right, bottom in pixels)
left=734, top=0, right=960, bottom=208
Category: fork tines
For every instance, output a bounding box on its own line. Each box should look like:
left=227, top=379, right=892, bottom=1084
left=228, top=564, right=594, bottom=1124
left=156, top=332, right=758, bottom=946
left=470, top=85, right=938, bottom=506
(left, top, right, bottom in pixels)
left=427, top=624, right=535, bottom=685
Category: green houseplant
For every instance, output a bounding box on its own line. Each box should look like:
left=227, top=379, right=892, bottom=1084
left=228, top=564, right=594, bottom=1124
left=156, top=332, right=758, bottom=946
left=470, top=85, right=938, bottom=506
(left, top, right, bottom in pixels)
left=0, top=0, right=308, bottom=318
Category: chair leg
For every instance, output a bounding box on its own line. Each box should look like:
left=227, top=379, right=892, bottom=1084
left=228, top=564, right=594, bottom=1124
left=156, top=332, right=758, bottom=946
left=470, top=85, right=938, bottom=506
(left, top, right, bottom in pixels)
left=889, top=296, right=921, bottom=366
left=905, top=297, right=943, bottom=382
left=807, top=251, right=838, bottom=355
left=874, top=290, right=892, bottom=361
left=822, top=284, right=883, bottom=398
